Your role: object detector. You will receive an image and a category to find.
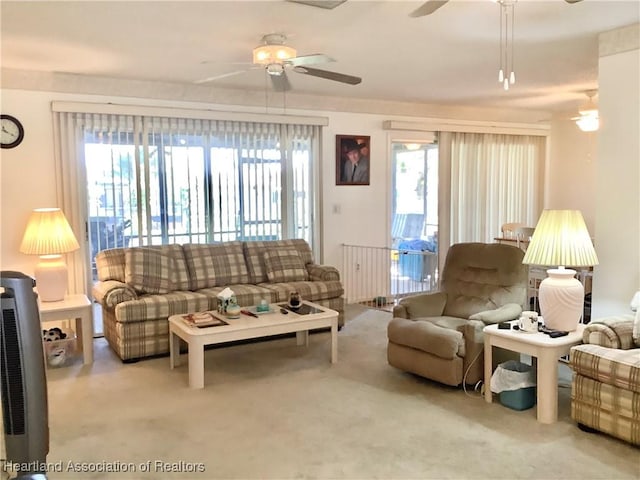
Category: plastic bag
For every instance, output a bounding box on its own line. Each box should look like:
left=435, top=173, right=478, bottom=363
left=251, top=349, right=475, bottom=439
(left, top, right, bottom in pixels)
left=490, top=360, right=536, bottom=393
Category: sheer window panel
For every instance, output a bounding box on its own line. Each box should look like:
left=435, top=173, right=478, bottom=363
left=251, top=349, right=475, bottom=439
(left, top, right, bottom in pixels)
left=449, top=132, right=544, bottom=244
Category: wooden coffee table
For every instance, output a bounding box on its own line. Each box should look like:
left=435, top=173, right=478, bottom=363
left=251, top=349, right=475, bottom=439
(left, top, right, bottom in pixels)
left=169, top=301, right=338, bottom=389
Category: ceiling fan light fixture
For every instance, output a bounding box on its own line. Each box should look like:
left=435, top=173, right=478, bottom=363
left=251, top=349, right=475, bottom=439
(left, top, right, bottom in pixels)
left=253, top=44, right=297, bottom=65
left=576, top=112, right=599, bottom=132
left=575, top=90, right=599, bottom=132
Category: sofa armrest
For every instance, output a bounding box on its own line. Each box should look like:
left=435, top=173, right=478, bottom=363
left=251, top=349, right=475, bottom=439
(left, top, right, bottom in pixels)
left=582, top=315, right=635, bottom=349
left=92, top=280, right=138, bottom=309
left=393, top=292, right=447, bottom=319
left=307, top=264, right=340, bottom=281
left=469, top=303, right=522, bottom=324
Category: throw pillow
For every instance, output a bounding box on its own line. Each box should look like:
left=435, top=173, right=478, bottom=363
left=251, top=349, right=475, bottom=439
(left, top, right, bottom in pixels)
left=125, top=247, right=176, bottom=294
left=263, top=249, right=308, bottom=283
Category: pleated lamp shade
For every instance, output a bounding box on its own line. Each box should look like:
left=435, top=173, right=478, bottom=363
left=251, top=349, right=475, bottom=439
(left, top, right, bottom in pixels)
left=522, top=210, right=598, bottom=332
left=522, top=210, right=598, bottom=268
left=20, top=208, right=79, bottom=301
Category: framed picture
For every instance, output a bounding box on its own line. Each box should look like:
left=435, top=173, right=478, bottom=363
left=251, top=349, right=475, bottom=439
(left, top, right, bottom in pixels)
left=336, top=135, right=370, bottom=185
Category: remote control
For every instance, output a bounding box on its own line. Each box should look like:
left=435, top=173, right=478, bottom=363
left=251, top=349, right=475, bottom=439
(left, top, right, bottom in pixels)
left=548, top=330, right=568, bottom=338
left=280, top=308, right=289, bottom=314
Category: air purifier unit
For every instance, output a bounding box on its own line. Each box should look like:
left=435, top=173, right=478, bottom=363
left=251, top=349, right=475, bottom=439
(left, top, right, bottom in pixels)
left=1, top=271, right=49, bottom=476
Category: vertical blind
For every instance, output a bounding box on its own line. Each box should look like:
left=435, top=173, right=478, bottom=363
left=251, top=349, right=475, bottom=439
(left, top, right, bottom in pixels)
left=53, top=110, right=320, bottom=293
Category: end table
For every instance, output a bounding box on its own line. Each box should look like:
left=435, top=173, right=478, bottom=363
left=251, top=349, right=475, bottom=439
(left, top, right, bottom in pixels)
left=39, top=294, right=94, bottom=365
left=483, top=322, right=584, bottom=424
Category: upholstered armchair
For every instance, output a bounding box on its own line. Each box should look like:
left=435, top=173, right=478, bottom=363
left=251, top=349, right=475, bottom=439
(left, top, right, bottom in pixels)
left=387, top=242, right=528, bottom=387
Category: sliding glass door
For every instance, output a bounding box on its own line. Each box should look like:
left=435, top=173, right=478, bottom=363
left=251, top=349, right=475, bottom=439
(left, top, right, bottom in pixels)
left=391, top=141, right=439, bottom=295
left=82, top=117, right=318, bottom=281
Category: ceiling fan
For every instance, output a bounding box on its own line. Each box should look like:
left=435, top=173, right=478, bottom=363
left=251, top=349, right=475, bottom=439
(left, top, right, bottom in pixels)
left=286, top=0, right=347, bottom=8
left=572, top=90, right=599, bottom=132
left=285, top=0, right=583, bottom=16
left=195, top=33, right=361, bottom=92
left=409, top=0, right=584, bottom=18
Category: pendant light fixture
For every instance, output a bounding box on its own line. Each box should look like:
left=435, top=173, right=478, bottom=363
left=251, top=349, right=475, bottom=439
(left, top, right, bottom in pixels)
left=497, top=0, right=517, bottom=91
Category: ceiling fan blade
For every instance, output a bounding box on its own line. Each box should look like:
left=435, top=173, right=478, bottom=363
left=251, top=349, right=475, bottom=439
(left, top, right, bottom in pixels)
left=564, top=0, right=583, bottom=3
left=287, top=54, right=335, bottom=67
left=409, top=0, right=450, bottom=18
left=270, top=71, right=292, bottom=92
left=293, top=66, right=361, bottom=85
left=194, top=69, right=248, bottom=84
left=286, top=0, right=347, bottom=9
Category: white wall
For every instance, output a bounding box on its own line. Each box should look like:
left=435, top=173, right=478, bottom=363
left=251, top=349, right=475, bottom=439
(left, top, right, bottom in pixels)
left=0, top=91, right=60, bottom=276
left=0, top=80, right=594, bottom=296
left=591, top=25, right=640, bottom=316
left=0, top=86, right=546, bottom=274
left=546, top=118, right=598, bottom=234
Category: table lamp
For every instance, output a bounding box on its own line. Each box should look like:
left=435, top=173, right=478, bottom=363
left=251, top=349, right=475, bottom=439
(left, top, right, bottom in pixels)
left=522, top=210, right=598, bottom=331
left=19, top=208, right=80, bottom=302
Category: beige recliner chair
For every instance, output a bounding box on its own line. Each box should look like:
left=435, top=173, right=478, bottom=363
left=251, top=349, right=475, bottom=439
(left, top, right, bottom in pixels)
left=388, top=242, right=528, bottom=387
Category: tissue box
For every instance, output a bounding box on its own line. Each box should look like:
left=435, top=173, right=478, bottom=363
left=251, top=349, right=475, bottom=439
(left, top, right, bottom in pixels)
left=43, top=328, right=78, bottom=368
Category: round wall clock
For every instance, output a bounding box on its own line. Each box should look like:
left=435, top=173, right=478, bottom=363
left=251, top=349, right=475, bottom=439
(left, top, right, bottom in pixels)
left=1, top=114, right=25, bottom=149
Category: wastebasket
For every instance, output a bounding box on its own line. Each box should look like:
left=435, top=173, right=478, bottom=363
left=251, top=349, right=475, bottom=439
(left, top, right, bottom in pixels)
left=490, top=360, right=537, bottom=411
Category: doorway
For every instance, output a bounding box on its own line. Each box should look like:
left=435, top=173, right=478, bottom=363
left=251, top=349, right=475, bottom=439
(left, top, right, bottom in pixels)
left=391, top=141, right=439, bottom=295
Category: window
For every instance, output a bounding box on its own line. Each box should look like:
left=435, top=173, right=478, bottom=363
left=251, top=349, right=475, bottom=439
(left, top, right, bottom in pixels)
left=76, top=114, right=319, bottom=278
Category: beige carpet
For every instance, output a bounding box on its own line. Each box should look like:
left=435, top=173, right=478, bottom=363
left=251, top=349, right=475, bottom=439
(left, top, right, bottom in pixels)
left=37, top=305, right=637, bottom=479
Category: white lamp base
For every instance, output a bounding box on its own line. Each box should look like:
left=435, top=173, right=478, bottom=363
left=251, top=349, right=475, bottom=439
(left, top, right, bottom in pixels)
left=34, top=255, right=68, bottom=302
left=538, top=267, right=584, bottom=332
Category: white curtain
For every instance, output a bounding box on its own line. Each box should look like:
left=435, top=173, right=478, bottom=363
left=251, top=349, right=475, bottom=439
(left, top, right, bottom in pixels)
left=448, top=132, right=545, bottom=244
left=52, top=112, right=87, bottom=296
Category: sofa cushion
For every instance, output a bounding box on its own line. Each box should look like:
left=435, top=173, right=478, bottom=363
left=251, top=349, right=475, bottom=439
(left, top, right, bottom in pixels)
left=183, top=242, right=250, bottom=289
left=263, top=249, right=309, bottom=282
left=96, top=248, right=127, bottom=282
left=260, top=280, right=344, bottom=303
left=114, top=291, right=212, bottom=323
left=125, top=247, right=177, bottom=294
left=244, top=239, right=314, bottom=284
left=97, top=244, right=190, bottom=291
left=158, top=244, right=191, bottom=291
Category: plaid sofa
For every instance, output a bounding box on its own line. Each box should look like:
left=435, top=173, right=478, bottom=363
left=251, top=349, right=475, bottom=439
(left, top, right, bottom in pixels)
left=569, top=315, right=639, bottom=445
left=93, top=239, right=344, bottom=361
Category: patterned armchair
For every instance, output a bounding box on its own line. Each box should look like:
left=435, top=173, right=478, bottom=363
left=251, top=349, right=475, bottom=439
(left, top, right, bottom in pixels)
left=570, top=315, right=640, bottom=445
